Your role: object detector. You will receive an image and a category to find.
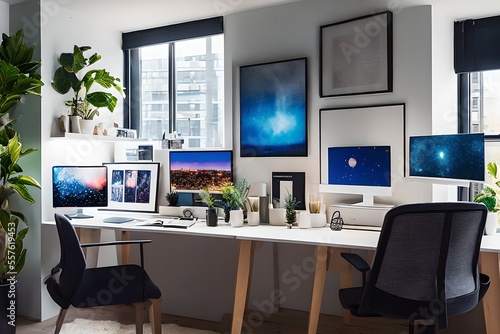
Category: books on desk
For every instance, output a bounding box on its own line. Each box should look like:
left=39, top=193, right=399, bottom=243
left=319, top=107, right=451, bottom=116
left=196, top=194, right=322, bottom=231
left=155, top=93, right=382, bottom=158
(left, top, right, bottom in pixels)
left=135, top=218, right=196, bottom=229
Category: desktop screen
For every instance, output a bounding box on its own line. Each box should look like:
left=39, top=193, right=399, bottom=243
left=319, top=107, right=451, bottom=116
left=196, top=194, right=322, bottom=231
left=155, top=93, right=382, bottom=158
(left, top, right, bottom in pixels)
left=409, top=133, right=484, bottom=182
left=169, top=150, right=233, bottom=192
left=52, top=166, right=108, bottom=209
left=328, top=146, right=391, bottom=187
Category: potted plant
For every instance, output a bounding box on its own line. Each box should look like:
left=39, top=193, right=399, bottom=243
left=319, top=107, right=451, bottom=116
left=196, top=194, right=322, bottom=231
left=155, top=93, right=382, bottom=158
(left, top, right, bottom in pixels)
left=0, top=29, right=43, bottom=333
left=221, top=179, right=248, bottom=227
left=474, top=161, right=500, bottom=235
left=283, top=192, right=300, bottom=228
left=199, top=188, right=218, bottom=227
left=165, top=190, right=179, bottom=207
left=52, top=45, right=124, bottom=134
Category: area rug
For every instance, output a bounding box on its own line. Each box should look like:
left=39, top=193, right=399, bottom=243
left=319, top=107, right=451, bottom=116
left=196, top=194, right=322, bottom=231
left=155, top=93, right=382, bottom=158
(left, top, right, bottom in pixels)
left=60, top=318, right=219, bottom=334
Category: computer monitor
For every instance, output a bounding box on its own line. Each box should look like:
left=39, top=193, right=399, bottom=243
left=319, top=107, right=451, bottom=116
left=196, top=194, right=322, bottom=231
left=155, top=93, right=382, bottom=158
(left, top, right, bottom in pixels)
left=319, top=146, right=392, bottom=206
left=408, top=133, right=485, bottom=186
left=52, top=166, right=108, bottom=218
left=169, top=150, right=233, bottom=193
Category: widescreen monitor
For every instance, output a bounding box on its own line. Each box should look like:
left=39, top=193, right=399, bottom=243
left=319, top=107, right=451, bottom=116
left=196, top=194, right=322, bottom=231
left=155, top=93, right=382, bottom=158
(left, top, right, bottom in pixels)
left=409, top=133, right=485, bottom=185
left=319, top=146, right=392, bottom=206
left=169, top=150, right=233, bottom=193
left=52, top=166, right=108, bottom=218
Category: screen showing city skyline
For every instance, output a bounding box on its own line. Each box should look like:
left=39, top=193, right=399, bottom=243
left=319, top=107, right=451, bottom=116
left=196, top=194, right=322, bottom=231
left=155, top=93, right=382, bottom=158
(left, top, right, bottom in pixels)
left=169, top=150, right=233, bottom=192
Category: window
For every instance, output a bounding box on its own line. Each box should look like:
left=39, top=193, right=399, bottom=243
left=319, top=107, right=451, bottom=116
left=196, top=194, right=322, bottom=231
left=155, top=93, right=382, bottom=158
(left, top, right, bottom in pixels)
left=122, top=17, right=224, bottom=148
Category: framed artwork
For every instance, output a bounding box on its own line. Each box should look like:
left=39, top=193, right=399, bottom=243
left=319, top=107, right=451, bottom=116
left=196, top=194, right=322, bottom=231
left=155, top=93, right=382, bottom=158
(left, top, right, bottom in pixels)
left=102, top=162, right=160, bottom=213
left=271, top=172, right=306, bottom=211
left=320, top=11, right=393, bottom=97
left=240, top=57, right=308, bottom=157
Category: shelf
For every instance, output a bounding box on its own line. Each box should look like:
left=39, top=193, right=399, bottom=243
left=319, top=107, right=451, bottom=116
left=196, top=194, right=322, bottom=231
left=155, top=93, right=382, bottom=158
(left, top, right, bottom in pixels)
left=51, top=132, right=141, bottom=142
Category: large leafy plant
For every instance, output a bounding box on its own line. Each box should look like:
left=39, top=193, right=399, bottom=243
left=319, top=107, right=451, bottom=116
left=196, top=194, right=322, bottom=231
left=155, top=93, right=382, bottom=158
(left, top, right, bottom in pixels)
left=52, top=45, right=124, bottom=120
left=220, top=179, right=248, bottom=210
left=0, top=30, right=43, bottom=283
left=474, top=162, right=500, bottom=212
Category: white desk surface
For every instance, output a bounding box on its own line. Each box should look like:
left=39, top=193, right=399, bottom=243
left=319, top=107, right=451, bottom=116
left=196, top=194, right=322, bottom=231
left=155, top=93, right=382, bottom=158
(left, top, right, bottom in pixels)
left=43, top=212, right=500, bottom=253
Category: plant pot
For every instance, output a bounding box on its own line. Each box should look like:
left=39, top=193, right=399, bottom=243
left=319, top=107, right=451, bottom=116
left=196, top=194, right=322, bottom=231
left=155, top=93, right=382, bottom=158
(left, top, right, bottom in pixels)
left=79, top=119, right=96, bottom=135
left=485, top=212, right=498, bottom=235
left=247, top=211, right=260, bottom=226
left=224, top=208, right=230, bottom=223
left=69, top=115, right=81, bottom=133
left=206, top=208, right=218, bottom=227
left=310, top=213, right=327, bottom=228
left=269, top=208, right=286, bottom=226
left=0, top=281, right=16, bottom=334
left=230, top=209, right=244, bottom=227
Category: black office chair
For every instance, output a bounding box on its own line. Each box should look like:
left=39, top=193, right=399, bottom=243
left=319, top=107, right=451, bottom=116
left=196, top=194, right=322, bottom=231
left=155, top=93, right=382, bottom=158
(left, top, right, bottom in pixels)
left=45, top=213, right=162, bottom=334
left=338, top=202, right=490, bottom=334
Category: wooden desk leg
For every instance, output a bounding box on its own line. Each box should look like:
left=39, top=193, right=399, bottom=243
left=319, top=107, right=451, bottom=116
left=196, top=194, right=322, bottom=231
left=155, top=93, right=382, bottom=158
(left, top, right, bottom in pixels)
left=121, top=231, right=131, bottom=264
left=480, top=252, right=500, bottom=334
left=78, top=228, right=101, bottom=268
left=231, top=239, right=254, bottom=334
left=328, top=248, right=353, bottom=324
left=308, top=245, right=329, bottom=334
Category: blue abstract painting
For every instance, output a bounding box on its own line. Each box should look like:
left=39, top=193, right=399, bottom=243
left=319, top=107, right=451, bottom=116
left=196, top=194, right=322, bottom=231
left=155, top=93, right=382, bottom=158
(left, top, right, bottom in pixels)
left=240, top=57, right=307, bottom=157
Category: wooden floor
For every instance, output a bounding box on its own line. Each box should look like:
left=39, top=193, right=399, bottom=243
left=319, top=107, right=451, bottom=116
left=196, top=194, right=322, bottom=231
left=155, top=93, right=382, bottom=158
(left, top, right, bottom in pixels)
left=16, top=305, right=410, bottom=334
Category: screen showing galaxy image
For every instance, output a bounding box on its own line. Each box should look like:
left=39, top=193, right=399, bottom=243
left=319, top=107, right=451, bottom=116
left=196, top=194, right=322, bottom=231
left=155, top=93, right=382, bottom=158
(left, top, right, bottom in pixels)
left=240, top=57, right=307, bottom=157
left=170, top=150, right=233, bottom=192
left=328, top=146, right=391, bottom=187
left=52, top=166, right=108, bottom=208
left=109, top=169, right=152, bottom=204
left=409, top=133, right=484, bottom=182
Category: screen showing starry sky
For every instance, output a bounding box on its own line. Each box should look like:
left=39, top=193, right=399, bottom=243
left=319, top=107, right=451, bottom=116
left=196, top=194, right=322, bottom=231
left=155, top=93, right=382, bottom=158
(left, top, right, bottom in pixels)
left=328, top=146, right=391, bottom=187
left=240, top=58, right=307, bottom=157
left=409, top=133, right=484, bottom=182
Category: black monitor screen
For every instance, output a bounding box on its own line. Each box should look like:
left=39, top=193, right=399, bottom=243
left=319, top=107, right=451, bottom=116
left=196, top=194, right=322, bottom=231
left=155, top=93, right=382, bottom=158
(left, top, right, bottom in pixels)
left=169, top=150, right=233, bottom=192
left=52, top=166, right=108, bottom=208
left=409, top=133, right=485, bottom=182
left=328, top=146, right=391, bottom=187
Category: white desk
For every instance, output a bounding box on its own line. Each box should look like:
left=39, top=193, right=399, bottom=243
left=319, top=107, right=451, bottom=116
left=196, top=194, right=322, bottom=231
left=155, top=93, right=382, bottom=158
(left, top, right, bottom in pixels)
left=43, top=215, right=500, bottom=334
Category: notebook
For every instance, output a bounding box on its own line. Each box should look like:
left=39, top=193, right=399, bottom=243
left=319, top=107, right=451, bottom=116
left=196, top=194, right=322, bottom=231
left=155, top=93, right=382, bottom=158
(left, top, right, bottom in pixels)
left=135, top=218, right=196, bottom=229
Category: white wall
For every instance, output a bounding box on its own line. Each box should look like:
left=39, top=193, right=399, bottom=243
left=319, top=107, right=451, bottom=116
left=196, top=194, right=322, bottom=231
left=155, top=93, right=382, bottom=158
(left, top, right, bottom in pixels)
left=0, top=2, right=8, bottom=32
left=28, top=0, right=500, bottom=326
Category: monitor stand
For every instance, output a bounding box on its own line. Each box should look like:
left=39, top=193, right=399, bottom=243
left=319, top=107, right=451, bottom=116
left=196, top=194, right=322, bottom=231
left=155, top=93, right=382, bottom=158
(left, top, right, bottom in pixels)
left=65, top=208, right=93, bottom=219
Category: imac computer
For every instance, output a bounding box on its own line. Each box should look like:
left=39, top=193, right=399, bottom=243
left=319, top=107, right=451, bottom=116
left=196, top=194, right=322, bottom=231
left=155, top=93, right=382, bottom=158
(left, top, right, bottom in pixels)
left=319, top=145, right=392, bottom=206
left=408, top=133, right=485, bottom=186
left=52, top=166, right=108, bottom=218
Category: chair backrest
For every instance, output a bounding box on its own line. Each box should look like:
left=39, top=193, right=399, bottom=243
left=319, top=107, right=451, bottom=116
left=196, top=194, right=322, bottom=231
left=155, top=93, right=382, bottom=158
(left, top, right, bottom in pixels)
left=47, top=213, right=87, bottom=308
left=358, top=202, right=488, bottom=325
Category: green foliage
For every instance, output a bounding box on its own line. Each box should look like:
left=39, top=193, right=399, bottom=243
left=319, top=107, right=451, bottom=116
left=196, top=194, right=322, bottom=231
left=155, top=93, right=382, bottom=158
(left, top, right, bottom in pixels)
left=283, top=192, right=300, bottom=224
left=0, top=30, right=42, bottom=283
left=165, top=190, right=178, bottom=206
left=474, top=162, right=500, bottom=212
left=199, top=188, right=216, bottom=209
left=221, top=179, right=248, bottom=210
left=52, top=45, right=124, bottom=119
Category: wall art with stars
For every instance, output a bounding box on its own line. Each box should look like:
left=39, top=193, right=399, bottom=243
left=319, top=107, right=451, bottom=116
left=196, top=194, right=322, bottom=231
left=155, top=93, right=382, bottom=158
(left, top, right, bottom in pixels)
left=239, top=57, right=307, bottom=157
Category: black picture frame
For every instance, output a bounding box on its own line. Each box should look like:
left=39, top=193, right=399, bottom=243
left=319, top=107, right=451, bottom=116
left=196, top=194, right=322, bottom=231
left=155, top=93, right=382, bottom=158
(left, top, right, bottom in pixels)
left=240, top=57, right=308, bottom=157
left=271, top=172, right=306, bottom=211
left=320, top=11, right=393, bottom=97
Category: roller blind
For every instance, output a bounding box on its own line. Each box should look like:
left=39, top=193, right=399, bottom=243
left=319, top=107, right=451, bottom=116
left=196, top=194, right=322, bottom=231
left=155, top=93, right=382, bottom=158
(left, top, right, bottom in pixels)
left=122, top=16, right=223, bottom=50
left=454, top=14, right=500, bottom=73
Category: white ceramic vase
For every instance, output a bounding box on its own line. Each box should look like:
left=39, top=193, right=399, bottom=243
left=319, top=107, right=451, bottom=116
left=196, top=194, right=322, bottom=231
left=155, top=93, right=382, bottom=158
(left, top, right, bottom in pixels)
left=269, top=208, right=286, bottom=226
left=79, top=119, right=96, bottom=135
left=247, top=211, right=260, bottom=226
left=230, top=209, right=244, bottom=227
left=69, top=115, right=81, bottom=133
left=485, top=211, right=498, bottom=235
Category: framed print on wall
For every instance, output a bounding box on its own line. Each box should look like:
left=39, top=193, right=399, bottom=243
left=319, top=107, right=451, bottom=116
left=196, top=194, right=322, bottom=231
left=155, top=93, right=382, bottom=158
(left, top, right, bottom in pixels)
left=240, top=57, right=308, bottom=157
left=102, top=162, right=160, bottom=213
left=320, top=11, right=393, bottom=97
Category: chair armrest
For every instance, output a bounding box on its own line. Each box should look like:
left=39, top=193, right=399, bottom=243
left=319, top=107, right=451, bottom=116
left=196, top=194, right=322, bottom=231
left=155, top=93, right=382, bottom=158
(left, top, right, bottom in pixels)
left=80, top=239, right=152, bottom=248
left=340, top=253, right=370, bottom=273
left=81, top=239, right=152, bottom=268
left=341, top=252, right=370, bottom=287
